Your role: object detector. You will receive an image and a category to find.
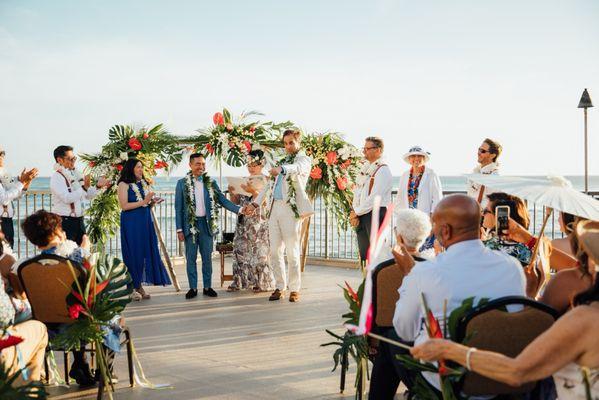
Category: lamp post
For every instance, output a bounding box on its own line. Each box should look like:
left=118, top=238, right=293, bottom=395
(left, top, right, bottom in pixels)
left=578, top=88, right=594, bottom=193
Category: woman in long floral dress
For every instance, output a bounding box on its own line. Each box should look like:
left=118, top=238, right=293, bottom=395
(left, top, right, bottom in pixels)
left=227, top=150, right=275, bottom=292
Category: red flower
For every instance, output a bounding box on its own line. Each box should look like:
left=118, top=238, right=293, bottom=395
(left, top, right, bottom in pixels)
left=336, top=176, right=348, bottom=190
left=116, top=164, right=123, bottom=171
left=325, top=151, right=338, bottom=165
left=340, top=159, right=351, bottom=170
left=142, top=132, right=149, bottom=139
left=243, top=141, right=252, bottom=152
left=205, top=143, right=214, bottom=154
left=0, top=335, right=24, bottom=351
left=154, top=160, right=168, bottom=169
left=344, top=281, right=359, bottom=305
left=249, top=125, right=256, bottom=134
left=213, top=112, right=225, bottom=126
left=128, top=137, right=142, bottom=151
left=310, top=166, right=322, bottom=180
left=88, top=161, right=96, bottom=168
left=68, top=303, right=85, bottom=320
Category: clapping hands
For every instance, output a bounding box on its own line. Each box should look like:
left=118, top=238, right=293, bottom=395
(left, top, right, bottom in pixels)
left=18, top=168, right=39, bottom=189
left=240, top=203, right=257, bottom=216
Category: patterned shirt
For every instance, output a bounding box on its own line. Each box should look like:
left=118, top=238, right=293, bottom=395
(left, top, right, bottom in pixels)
left=0, top=278, right=15, bottom=330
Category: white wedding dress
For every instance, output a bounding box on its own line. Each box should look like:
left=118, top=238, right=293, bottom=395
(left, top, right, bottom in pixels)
left=553, top=363, right=599, bottom=399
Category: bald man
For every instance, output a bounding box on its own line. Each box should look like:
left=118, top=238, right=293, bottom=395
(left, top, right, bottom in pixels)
left=369, top=195, right=526, bottom=398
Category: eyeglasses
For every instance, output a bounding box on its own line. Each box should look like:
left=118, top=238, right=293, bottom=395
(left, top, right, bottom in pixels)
left=478, top=148, right=490, bottom=154
left=63, top=156, right=77, bottom=162
left=363, top=146, right=379, bottom=151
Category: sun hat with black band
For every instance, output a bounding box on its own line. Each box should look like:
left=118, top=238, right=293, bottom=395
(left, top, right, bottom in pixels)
left=576, top=220, right=599, bottom=266
left=402, top=146, right=430, bottom=163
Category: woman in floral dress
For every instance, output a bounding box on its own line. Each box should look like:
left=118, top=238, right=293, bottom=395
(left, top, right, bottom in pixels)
left=227, top=150, right=275, bottom=292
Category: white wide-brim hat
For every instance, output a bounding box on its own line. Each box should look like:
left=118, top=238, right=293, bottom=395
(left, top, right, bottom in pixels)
left=403, top=146, right=430, bottom=163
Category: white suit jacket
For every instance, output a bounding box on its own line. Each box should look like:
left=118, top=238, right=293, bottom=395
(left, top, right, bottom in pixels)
left=395, top=167, right=443, bottom=215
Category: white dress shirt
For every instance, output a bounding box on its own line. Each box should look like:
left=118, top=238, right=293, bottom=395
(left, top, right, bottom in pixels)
left=393, top=239, right=526, bottom=390
left=467, top=162, right=499, bottom=207
left=50, top=171, right=98, bottom=217
left=352, top=161, right=393, bottom=216
left=193, top=179, right=206, bottom=217
left=0, top=178, right=23, bottom=218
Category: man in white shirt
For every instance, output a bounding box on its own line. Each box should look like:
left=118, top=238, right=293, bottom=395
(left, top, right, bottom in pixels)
left=50, top=145, right=110, bottom=245
left=467, top=138, right=502, bottom=207
left=0, top=147, right=38, bottom=248
left=350, top=137, right=393, bottom=264
left=368, top=195, right=526, bottom=398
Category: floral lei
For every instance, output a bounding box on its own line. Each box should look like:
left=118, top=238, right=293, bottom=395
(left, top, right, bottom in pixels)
left=184, top=171, right=219, bottom=237
left=129, top=180, right=151, bottom=206
left=54, top=163, right=84, bottom=191
left=274, top=152, right=299, bottom=219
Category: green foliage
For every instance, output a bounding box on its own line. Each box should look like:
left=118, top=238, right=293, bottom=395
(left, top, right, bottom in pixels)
left=0, top=359, right=47, bottom=399
left=86, top=188, right=120, bottom=246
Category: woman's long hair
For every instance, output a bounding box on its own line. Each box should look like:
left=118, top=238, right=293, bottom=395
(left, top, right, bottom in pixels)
left=572, top=220, right=598, bottom=305
left=574, top=273, right=599, bottom=306
left=117, top=159, right=147, bottom=185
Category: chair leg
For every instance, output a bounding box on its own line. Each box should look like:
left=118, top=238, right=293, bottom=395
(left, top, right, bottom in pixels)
left=64, top=351, right=70, bottom=386
left=44, top=351, right=50, bottom=385
left=97, top=379, right=104, bottom=400
left=125, top=329, right=135, bottom=387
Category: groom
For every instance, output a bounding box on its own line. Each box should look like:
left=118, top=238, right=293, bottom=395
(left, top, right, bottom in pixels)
left=175, top=153, right=248, bottom=299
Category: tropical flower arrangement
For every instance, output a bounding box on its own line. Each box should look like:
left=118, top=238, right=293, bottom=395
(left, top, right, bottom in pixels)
left=52, top=254, right=133, bottom=398
left=80, top=124, right=183, bottom=245
left=187, top=108, right=294, bottom=167
left=0, top=335, right=47, bottom=399
left=321, top=280, right=370, bottom=399
left=303, top=133, right=362, bottom=230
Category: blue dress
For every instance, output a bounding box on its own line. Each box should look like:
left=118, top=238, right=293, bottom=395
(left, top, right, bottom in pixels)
left=120, top=182, right=171, bottom=288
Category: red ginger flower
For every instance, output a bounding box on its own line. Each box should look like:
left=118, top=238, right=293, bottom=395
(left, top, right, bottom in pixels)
left=0, top=335, right=24, bottom=351
left=310, top=166, right=322, bottom=180
left=325, top=151, right=338, bottom=165
left=213, top=112, right=225, bottom=126
left=68, top=303, right=85, bottom=320
left=116, top=164, right=123, bottom=171
left=243, top=141, right=252, bottom=153
left=205, top=143, right=215, bottom=154
left=154, top=160, right=168, bottom=169
left=128, top=137, right=142, bottom=151
left=344, top=281, right=359, bottom=305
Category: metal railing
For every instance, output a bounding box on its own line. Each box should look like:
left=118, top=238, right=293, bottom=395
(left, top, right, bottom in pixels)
left=5, top=190, right=599, bottom=261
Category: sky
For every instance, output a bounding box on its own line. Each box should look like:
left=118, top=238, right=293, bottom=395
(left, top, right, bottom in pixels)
left=1, top=0, right=598, bottom=178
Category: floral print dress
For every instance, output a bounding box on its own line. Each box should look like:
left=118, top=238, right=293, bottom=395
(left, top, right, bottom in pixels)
left=229, top=195, right=275, bottom=291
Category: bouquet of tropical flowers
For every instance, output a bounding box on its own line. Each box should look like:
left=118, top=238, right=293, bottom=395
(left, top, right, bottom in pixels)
left=80, top=124, right=183, bottom=245
left=188, top=108, right=294, bottom=167
left=0, top=335, right=47, bottom=399
left=303, top=133, right=362, bottom=230
left=52, top=254, right=132, bottom=398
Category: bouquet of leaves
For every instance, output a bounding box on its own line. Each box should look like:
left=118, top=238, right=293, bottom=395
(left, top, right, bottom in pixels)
left=52, top=255, right=133, bottom=397
left=395, top=296, right=489, bottom=400
left=187, top=108, right=294, bottom=167
left=80, top=124, right=184, bottom=245
left=321, top=280, right=369, bottom=399
left=303, top=133, right=362, bottom=230
left=0, top=335, right=47, bottom=399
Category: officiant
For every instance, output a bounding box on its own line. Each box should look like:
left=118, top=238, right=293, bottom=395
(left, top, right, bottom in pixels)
left=226, top=150, right=275, bottom=293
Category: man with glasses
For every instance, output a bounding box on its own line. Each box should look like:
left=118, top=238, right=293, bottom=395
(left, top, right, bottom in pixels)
left=50, top=145, right=110, bottom=245
left=0, top=147, right=38, bottom=248
left=467, top=138, right=502, bottom=207
left=350, top=137, right=393, bottom=264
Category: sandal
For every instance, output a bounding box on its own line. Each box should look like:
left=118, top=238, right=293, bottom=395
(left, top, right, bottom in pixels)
left=252, top=286, right=267, bottom=293
left=226, top=286, right=240, bottom=292
left=136, top=287, right=151, bottom=300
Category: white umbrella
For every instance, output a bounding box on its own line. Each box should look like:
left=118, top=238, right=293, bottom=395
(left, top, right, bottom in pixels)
left=464, top=174, right=599, bottom=221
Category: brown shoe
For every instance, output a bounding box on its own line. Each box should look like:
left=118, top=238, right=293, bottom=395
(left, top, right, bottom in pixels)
left=289, top=291, right=300, bottom=302
left=269, top=289, right=284, bottom=301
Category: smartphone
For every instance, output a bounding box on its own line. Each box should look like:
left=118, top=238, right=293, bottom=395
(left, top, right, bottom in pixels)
left=495, top=205, right=510, bottom=237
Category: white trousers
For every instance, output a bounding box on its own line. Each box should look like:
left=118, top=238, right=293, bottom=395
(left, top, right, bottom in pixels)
left=269, top=200, right=302, bottom=292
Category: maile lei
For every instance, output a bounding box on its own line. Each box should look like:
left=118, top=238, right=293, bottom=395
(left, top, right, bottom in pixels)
left=274, top=152, right=299, bottom=219
left=184, top=172, right=219, bottom=237
left=54, top=163, right=84, bottom=191
left=129, top=180, right=151, bottom=207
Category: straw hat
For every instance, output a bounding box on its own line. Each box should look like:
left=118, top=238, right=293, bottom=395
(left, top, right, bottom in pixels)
left=403, top=146, right=430, bottom=163
left=575, top=220, right=599, bottom=265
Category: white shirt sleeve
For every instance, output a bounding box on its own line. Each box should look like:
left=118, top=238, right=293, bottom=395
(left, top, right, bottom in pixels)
left=353, top=166, right=393, bottom=216
left=50, top=173, right=86, bottom=205
left=393, top=269, right=423, bottom=342
left=0, top=181, right=24, bottom=205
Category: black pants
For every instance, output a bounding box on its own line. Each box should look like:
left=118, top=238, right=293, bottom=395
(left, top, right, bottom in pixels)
left=356, top=207, right=387, bottom=263
left=1, top=217, right=14, bottom=249
left=61, top=216, right=86, bottom=246
left=368, top=329, right=423, bottom=399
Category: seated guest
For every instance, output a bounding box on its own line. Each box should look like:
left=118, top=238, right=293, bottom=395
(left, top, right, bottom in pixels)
left=540, top=221, right=593, bottom=315
left=551, top=211, right=585, bottom=270
left=393, top=208, right=434, bottom=261
left=0, top=269, right=48, bottom=386
left=0, top=235, right=30, bottom=323
left=410, top=220, right=599, bottom=398
left=388, top=195, right=526, bottom=397
left=21, top=210, right=111, bottom=386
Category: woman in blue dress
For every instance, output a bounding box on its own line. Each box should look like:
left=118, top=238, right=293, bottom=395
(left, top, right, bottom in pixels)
left=117, top=159, right=171, bottom=300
